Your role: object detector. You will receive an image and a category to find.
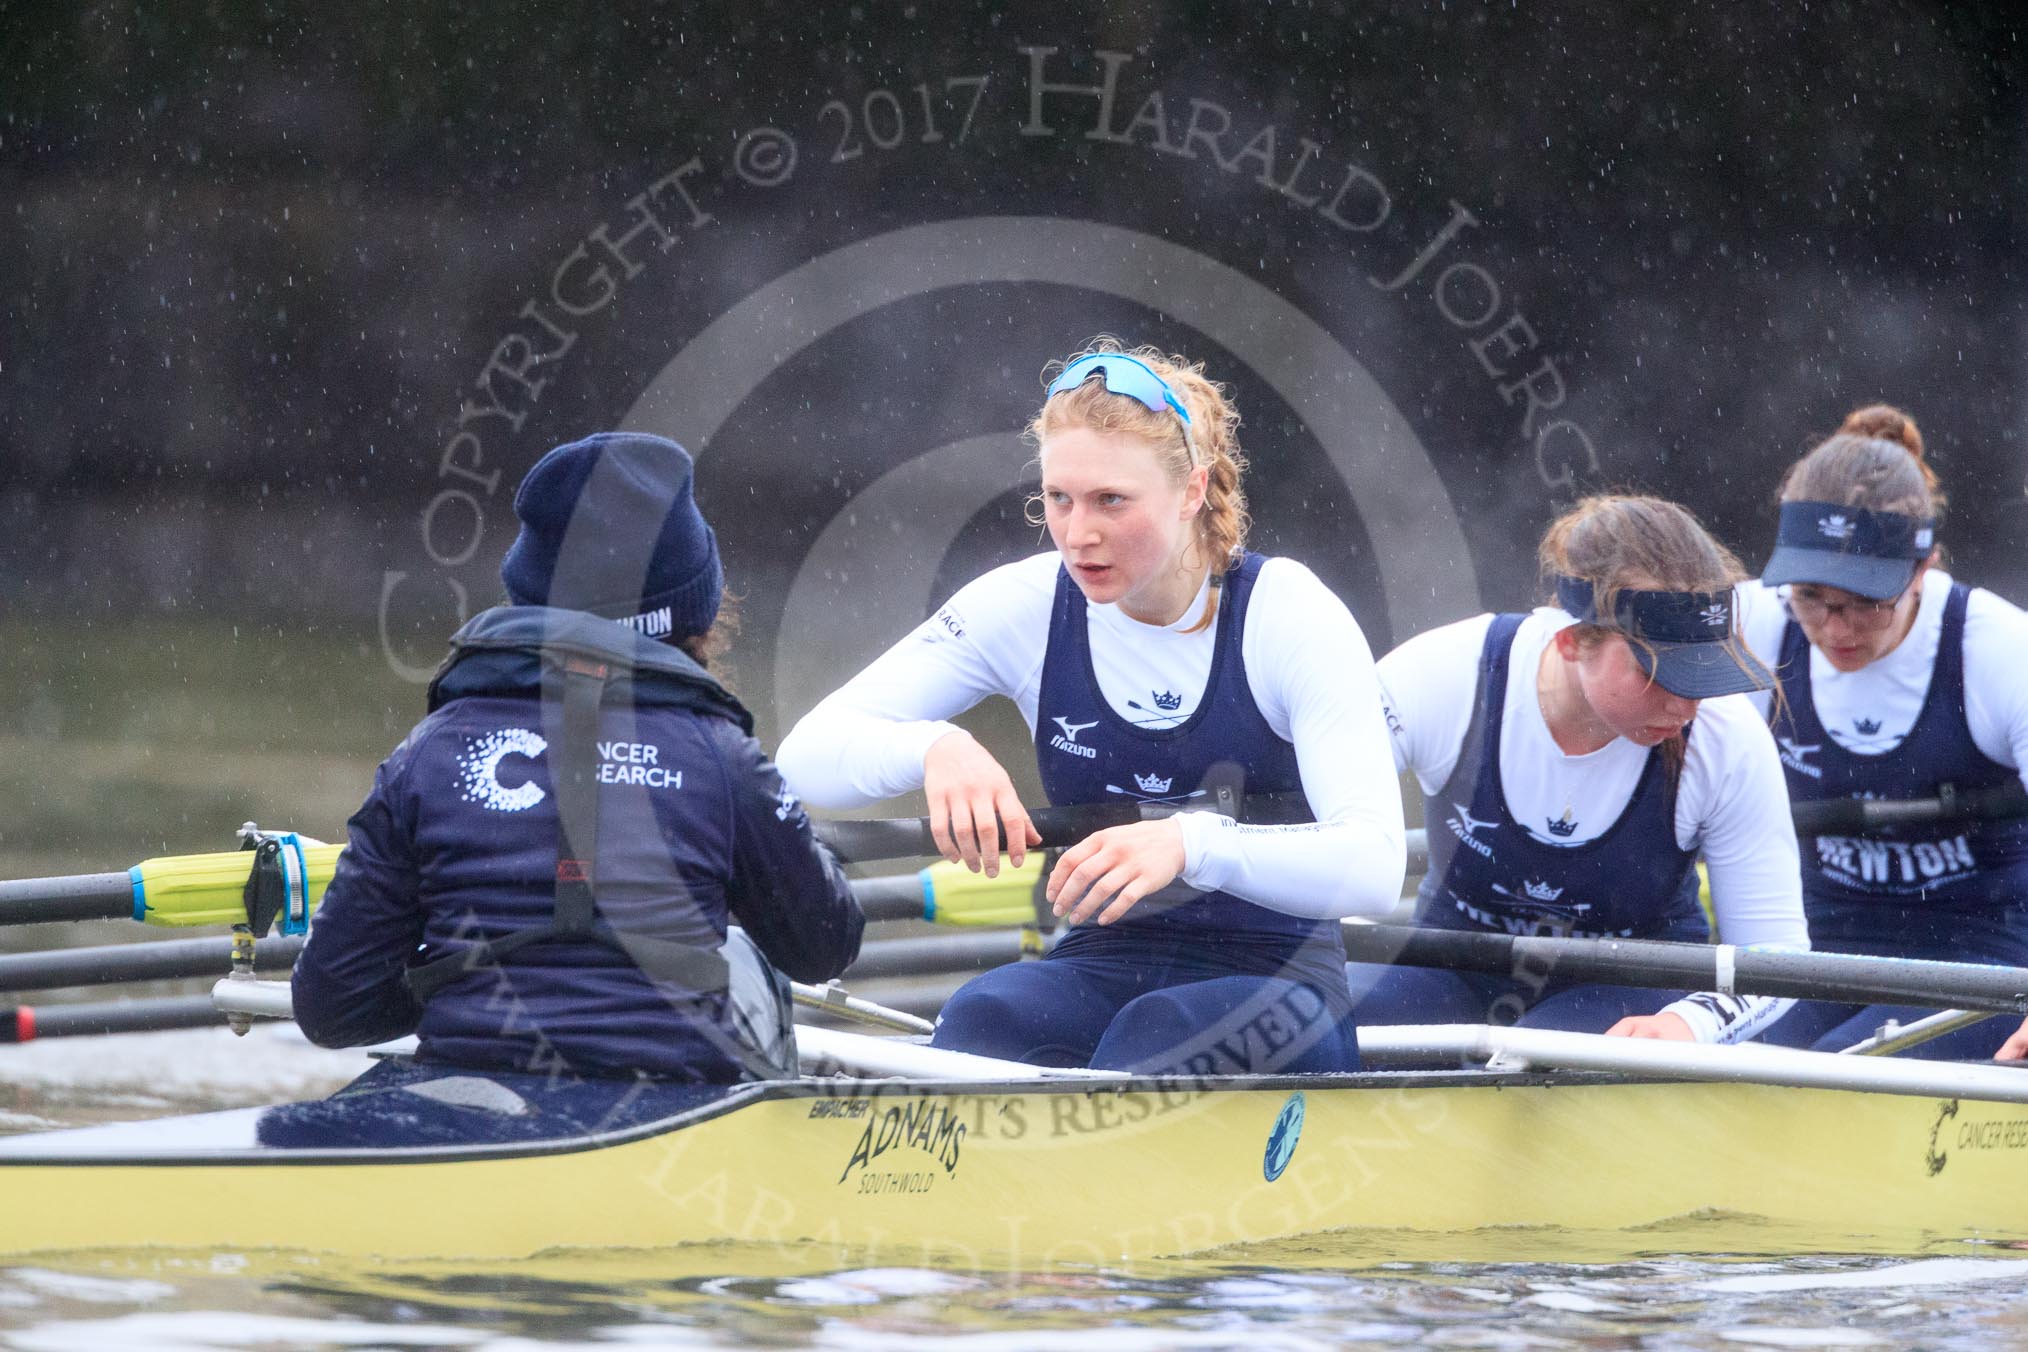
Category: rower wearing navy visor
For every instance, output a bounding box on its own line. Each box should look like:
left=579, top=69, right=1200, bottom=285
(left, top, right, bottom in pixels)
left=1733, top=405, right=2028, bottom=1059
left=1352, top=495, right=1810, bottom=1042
left=778, top=340, right=1406, bottom=1075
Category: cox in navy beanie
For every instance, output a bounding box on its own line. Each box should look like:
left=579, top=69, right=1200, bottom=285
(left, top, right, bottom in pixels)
left=500, top=432, right=723, bottom=640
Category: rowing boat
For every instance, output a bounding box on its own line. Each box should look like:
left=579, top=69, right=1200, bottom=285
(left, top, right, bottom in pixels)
left=8, top=805, right=2028, bottom=1269
left=3, top=1019, right=2026, bottom=1265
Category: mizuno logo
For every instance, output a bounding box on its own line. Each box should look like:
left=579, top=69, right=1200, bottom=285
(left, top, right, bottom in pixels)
left=1133, top=771, right=1173, bottom=794
left=1446, top=802, right=1498, bottom=860
left=1051, top=717, right=1097, bottom=744
left=1151, top=690, right=1183, bottom=711
left=1854, top=717, right=1881, bottom=736
left=1818, top=514, right=1855, bottom=541
left=1451, top=803, right=1496, bottom=838
left=1778, top=735, right=1823, bottom=779
left=1048, top=716, right=1099, bottom=760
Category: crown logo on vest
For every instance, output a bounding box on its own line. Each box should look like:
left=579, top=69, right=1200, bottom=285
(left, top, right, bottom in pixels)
left=1522, top=878, right=1565, bottom=902
left=1133, top=771, right=1174, bottom=794
left=1151, top=690, right=1183, bottom=711
left=1699, top=603, right=1729, bottom=628
left=1853, top=716, right=1882, bottom=736
left=1546, top=810, right=1577, bottom=838
left=1817, top=513, right=1856, bottom=541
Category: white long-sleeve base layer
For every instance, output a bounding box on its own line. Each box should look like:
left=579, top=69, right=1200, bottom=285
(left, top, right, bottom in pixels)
left=776, top=552, right=1407, bottom=921
left=1377, top=609, right=1811, bottom=1044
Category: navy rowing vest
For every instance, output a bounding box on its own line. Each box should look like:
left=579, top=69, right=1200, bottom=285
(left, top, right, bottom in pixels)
left=1416, top=613, right=1706, bottom=940
left=1035, top=552, right=1329, bottom=949
left=1772, top=582, right=2028, bottom=948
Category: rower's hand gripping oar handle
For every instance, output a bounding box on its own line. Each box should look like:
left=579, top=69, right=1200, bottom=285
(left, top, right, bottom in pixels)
left=814, top=790, right=1314, bottom=865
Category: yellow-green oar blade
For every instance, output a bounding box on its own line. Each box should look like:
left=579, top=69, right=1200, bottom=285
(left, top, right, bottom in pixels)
left=130, top=841, right=344, bottom=928
left=919, top=856, right=1045, bottom=927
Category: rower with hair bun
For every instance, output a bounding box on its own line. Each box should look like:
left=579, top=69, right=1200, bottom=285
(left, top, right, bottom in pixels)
left=779, top=340, right=1406, bottom=1075
left=1354, top=494, right=1811, bottom=1041
left=1735, top=405, right=2028, bottom=1059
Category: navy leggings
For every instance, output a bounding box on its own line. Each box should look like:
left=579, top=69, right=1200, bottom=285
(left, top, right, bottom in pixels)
left=932, top=930, right=1361, bottom=1075
left=1344, top=960, right=1693, bottom=1033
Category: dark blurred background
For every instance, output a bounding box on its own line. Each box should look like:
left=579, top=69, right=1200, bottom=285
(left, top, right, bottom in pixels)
left=2, top=1, right=2023, bottom=875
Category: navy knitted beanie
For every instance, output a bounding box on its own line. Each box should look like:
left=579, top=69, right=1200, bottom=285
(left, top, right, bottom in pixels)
left=500, top=432, right=723, bottom=639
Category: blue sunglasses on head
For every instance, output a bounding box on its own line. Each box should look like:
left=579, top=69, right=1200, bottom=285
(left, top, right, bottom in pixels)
left=1046, top=352, right=1195, bottom=429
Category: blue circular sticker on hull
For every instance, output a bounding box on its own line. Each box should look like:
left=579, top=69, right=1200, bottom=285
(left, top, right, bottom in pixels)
left=1263, top=1091, right=1306, bottom=1182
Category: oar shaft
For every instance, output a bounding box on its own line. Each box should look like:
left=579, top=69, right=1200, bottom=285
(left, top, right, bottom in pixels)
left=1344, top=923, right=2028, bottom=1014
left=851, top=873, right=926, bottom=924
left=0, top=935, right=306, bottom=995
left=2, top=994, right=228, bottom=1042
left=0, top=873, right=132, bottom=926
left=1789, top=780, right=2028, bottom=835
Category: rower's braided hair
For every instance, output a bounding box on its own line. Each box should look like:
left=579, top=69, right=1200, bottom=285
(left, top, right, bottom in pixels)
left=1780, top=403, right=1945, bottom=542
left=1538, top=494, right=1761, bottom=779
left=1028, top=337, right=1248, bottom=634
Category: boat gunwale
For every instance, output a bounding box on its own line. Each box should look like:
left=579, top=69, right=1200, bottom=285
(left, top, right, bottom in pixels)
left=0, top=1064, right=1637, bottom=1169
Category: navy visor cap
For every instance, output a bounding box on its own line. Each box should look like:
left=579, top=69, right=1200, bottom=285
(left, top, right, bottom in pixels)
left=1555, top=577, right=1772, bottom=700
left=1761, top=500, right=1935, bottom=602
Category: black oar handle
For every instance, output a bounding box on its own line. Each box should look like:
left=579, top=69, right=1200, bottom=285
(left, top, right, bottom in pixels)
left=819, top=803, right=1135, bottom=864
left=1344, top=923, right=2028, bottom=1015
left=1790, top=781, right=2028, bottom=836
left=816, top=792, right=1317, bottom=865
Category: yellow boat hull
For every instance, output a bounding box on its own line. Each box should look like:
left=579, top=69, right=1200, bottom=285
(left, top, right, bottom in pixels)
left=2, top=1072, right=2022, bottom=1264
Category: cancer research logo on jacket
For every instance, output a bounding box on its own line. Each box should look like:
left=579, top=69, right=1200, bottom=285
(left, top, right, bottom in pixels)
left=1818, top=513, right=1856, bottom=541
left=1048, top=716, right=1099, bottom=759
left=458, top=728, right=549, bottom=812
